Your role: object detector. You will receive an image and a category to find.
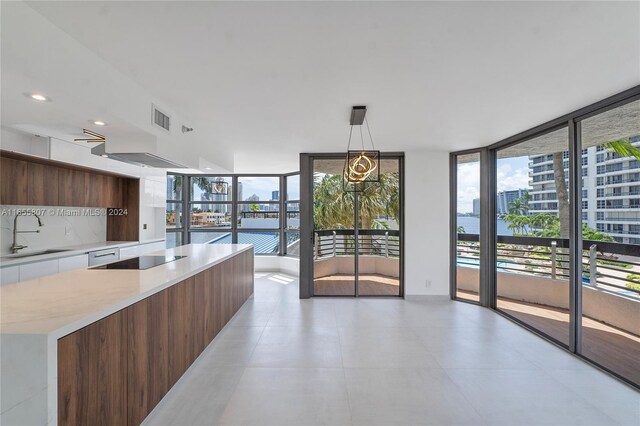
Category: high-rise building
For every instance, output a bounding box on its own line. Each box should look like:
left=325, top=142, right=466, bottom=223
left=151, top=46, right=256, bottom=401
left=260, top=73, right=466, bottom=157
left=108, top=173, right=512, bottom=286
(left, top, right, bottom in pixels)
left=237, top=182, right=243, bottom=204
left=528, top=136, right=640, bottom=244
left=271, top=190, right=279, bottom=201
left=496, top=189, right=528, bottom=215
left=472, top=198, right=480, bottom=216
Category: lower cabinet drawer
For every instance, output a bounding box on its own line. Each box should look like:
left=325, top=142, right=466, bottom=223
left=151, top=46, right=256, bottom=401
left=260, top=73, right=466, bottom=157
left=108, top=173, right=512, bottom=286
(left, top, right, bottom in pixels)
left=88, top=248, right=121, bottom=266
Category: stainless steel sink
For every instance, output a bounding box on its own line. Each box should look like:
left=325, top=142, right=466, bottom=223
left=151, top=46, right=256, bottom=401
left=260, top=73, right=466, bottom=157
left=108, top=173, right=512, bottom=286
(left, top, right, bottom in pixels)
left=1, top=249, right=73, bottom=260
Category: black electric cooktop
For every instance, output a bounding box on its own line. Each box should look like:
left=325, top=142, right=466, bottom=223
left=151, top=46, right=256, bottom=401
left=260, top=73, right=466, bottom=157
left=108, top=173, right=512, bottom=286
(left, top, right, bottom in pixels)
left=92, top=256, right=186, bottom=270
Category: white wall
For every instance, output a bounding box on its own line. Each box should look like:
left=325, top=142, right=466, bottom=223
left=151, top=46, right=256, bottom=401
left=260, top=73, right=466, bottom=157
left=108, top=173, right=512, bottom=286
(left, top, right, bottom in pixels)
left=254, top=256, right=300, bottom=277
left=253, top=149, right=451, bottom=296
left=404, top=149, right=450, bottom=296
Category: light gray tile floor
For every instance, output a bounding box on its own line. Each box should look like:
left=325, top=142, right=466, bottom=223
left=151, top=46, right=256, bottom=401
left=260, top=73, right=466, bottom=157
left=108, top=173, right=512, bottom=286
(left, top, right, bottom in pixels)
left=143, top=273, right=639, bottom=426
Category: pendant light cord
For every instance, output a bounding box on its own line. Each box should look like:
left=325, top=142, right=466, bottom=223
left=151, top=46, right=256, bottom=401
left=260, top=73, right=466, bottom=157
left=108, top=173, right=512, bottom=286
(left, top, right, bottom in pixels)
left=365, top=117, right=376, bottom=151
left=346, top=125, right=354, bottom=151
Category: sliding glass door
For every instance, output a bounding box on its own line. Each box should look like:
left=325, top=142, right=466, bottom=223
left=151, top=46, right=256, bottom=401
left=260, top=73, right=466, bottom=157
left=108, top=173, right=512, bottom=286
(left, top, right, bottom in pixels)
left=310, top=155, right=403, bottom=297
left=450, top=86, right=640, bottom=389
left=357, top=158, right=401, bottom=296
left=579, top=99, right=640, bottom=386
left=453, top=153, right=482, bottom=303
left=495, top=127, right=571, bottom=347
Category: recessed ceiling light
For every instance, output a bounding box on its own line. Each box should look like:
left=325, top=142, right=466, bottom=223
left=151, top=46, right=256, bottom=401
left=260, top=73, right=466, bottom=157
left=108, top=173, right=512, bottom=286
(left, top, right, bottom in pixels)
left=101, top=154, right=109, bottom=158
left=205, top=167, right=212, bottom=170
left=92, top=120, right=106, bottom=126
left=30, top=93, right=49, bottom=102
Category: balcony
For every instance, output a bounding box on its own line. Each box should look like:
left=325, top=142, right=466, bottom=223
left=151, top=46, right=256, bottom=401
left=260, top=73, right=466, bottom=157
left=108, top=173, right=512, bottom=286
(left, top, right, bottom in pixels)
left=601, top=217, right=640, bottom=222
left=456, top=234, right=640, bottom=385
left=598, top=204, right=640, bottom=210
left=313, top=229, right=400, bottom=295
left=599, top=191, right=640, bottom=198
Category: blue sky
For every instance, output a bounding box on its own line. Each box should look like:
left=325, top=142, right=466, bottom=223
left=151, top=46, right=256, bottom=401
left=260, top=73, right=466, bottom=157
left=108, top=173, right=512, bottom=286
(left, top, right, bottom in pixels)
left=191, top=176, right=300, bottom=203
left=457, top=156, right=530, bottom=213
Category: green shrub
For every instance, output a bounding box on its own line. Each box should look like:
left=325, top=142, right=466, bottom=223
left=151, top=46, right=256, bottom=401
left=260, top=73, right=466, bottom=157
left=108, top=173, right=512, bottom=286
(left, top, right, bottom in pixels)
left=626, top=274, right=640, bottom=292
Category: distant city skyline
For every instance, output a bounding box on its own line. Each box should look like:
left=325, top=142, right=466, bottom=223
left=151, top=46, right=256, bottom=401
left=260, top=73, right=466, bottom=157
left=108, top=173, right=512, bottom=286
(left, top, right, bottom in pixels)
left=190, top=177, right=281, bottom=203
left=457, top=156, right=529, bottom=213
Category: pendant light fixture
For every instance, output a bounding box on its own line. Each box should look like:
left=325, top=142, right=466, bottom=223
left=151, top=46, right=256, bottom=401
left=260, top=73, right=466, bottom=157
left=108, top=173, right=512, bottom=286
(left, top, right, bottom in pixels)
left=212, top=177, right=228, bottom=195
left=74, top=129, right=106, bottom=143
left=343, top=106, right=380, bottom=192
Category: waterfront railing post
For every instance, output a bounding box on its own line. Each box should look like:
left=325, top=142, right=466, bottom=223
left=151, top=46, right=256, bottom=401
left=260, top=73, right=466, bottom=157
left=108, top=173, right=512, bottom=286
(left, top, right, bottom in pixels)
left=385, top=232, right=389, bottom=257
left=589, top=244, right=598, bottom=287
left=332, top=231, right=336, bottom=257
left=551, top=241, right=557, bottom=279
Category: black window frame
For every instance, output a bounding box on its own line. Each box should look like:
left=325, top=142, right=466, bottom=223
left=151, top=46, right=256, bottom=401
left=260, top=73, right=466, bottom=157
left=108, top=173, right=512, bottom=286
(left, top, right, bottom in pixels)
left=450, top=84, right=640, bottom=390
left=167, top=172, right=300, bottom=257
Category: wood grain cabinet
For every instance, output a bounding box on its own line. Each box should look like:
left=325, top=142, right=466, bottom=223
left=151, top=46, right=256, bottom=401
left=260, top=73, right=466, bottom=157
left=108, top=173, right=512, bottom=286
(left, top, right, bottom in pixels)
left=1, top=150, right=133, bottom=209
left=58, top=168, right=86, bottom=206
left=1, top=151, right=139, bottom=241
left=27, top=162, right=59, bottom=205
left=58, top=310, right=128, bottom=426
left=127, top=290, right=170, bottom=426
left=57, top=251, right=254, bottom=426
left=0, top=157, right=28, bottom=205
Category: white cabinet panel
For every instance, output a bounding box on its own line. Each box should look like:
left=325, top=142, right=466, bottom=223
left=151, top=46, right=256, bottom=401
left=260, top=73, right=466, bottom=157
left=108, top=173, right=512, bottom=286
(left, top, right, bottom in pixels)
left=119, top=245, right=140, bottom=258
left=120, top=241, right=166, bottom=258
left=138, top=241, right=166, bottom=255
left=58, top=255, right=88, bottom=273
left=140, top=178, right=154, bottom=208
left=152, top=179, right=166, bottom=208
left=0, top=266, right=20, bottom=286
left=19, top=260, right=58, bottom=282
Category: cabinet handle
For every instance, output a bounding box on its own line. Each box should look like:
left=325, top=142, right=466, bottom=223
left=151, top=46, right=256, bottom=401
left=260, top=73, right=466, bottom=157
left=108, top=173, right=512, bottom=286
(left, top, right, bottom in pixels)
left=93, top=251, right=117, bottom=258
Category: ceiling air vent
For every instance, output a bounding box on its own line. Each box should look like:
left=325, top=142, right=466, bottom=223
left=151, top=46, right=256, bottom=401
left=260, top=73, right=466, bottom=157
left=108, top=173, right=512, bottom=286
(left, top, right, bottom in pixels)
left=152, top=105, right=171, bottom=132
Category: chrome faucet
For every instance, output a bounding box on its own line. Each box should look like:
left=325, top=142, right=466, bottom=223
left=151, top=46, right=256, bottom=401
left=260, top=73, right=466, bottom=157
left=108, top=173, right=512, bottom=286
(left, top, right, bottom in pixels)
left=11, top=212, right=44, bottom=254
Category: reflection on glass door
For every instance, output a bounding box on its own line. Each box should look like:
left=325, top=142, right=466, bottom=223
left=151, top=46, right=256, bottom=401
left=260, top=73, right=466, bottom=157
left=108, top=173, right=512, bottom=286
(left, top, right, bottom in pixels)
left=357, top=159, right=401, bottom=296
left=495, top=127, right=571, bottom=347
left=312, top=156, right=402, bottom=296
left=579, top=99, right=640, bottom=387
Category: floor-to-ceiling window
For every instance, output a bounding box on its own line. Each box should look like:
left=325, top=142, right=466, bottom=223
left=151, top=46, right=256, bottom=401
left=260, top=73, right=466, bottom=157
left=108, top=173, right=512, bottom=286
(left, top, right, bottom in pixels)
left=579, top=99, right=640, bottom=386
left=495, top=127, right=571, bottom=347
left=450, top=86, right=640, bottom=389
left=305, top=154, right=403, bottom=297
left=453, top=152, right=481, bottom=303
left=166, top=172, right=299, bottom=256
left=236, top=176, right=281, bottom=254
left=285, top=173, right=301, bottom=257
left=166, top=173, right=185, bottom=248
left=190, top=176, right=233, bottom=244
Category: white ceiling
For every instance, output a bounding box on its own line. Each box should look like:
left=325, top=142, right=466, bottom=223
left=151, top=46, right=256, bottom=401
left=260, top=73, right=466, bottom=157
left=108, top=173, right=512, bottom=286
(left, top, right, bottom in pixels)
left=3, top=1, right=639, bottom=172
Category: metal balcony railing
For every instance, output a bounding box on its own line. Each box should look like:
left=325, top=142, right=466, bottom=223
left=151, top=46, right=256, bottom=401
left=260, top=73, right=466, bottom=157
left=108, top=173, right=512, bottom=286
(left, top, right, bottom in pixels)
left=314, top=229, right=400, bottom=259
left=598, top=204, right=640, bottom=209
left=456, top=233, right=640, bottom=296
left=602, top=217, right=640, bottom=222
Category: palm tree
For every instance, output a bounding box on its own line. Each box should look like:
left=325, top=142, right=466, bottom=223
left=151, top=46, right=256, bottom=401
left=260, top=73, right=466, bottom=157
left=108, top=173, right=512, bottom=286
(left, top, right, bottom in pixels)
left=508, top=192, right=530, bottom=215
left=313, top=171, right=400, bottom=257
left=313, top=172, right=400, bottom=230
left=170, top=175, right=214, bottom=199
left=553, top=139, right=640, bottom=239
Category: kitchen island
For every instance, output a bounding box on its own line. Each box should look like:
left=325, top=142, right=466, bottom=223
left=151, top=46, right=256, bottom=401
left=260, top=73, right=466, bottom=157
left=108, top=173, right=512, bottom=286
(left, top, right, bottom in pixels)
left=0, top=244, right=254, bottom=425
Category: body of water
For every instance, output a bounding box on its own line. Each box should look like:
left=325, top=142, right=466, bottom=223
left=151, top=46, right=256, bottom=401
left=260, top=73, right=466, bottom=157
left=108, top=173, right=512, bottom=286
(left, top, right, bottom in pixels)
left=456, top=216, right=513, bottom=236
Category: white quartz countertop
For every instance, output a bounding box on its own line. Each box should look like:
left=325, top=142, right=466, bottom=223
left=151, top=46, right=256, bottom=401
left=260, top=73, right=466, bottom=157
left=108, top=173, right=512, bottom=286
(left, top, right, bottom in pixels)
left=0, top=238, right=165, bottom=268
left=0, top=244, right=253, bottom=338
